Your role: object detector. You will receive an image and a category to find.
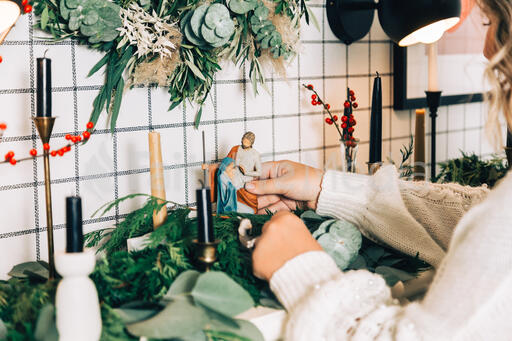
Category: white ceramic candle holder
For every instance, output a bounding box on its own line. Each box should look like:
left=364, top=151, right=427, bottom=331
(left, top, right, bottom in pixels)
left=55, top=250, right=102, bottom=341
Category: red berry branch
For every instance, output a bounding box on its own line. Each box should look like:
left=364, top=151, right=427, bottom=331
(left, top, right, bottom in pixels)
left=0, top=121, right=95, bottom=166
left=303, top=84, right=358, bottom=147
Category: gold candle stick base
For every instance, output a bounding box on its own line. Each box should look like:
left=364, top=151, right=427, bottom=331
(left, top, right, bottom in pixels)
left=506, top=147, right=512, bottom=169
left=367, top=162, right=383, bottom=175
left=192, top=239, right=220, bottom=272
left=33, top=117, right=56, bottom=280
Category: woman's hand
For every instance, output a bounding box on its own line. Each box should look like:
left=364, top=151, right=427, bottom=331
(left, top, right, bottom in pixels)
left=244, top=160, right=324, bottom=214
left=252, top=211, right=323, bottom=281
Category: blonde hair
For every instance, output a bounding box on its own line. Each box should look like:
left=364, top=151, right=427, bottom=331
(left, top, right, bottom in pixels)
left=478, top=0, right=512, bottom=148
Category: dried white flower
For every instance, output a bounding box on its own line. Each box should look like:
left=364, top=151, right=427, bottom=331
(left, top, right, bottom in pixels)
left=118, top=3, right=181, bottom=60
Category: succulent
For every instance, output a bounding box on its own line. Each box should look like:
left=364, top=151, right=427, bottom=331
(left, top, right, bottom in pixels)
left=227, top=0, right=258, bottom=14
left=313, top=219, right=362, bottom=270
left=182, top=3, right=235, bottom=48
left=249, top=1, right=290, bottom=59
left=60, top=0, right=122, bottom=44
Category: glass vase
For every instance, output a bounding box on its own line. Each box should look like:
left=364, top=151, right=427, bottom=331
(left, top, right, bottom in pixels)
left=340, top=139, right=359, bottom=173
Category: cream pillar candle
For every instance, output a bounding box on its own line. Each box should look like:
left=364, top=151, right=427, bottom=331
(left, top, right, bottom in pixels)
left=426, top=42, right=439, bottom=91
left=149, top=131, right=167, bottom=229
left=414, top=109, right=426, bottom=181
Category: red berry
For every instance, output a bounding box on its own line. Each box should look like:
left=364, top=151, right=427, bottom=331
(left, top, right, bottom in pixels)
left=30, top=149, right=37, bottom=156
left=311, top=94, right=317, bottom=100
left=344, top=101, right=350, bottom=108
left=77, top=136, right=82, bottom=142
left=0, top=56, right=3, bottom=64
left=352, top=102, right=358, bottom=108
left=83, top=131, right=91, bottom=139
left=57, top=149, right=64, bottom=156
left=311, top=100, right=317, bottom=106
left=351, top=136, right=356, bottom=140
left=341, top=116, right=348, bottom=122
left=326, top=104, right=331, bottom=110
left=350, top=119, right=357, bottom=126
left=0, top=123, right=6, bottom=130
left=341, top=123, right=348, bottom=129
left=332, top=115, right=338, bottom=121
left=345, top=140, right=352, bottom=147
left=86, top=122, right=94, bottom=129
left=50, top=150, right=57, bottom=157
left=348, top=127, right=355, bottom=133
left=349, top=90, right=355, bottom=96
left=21, top=0, right=28, bottom=5
left=325, top=117, right=332, bottom=125
left=10, top=158, right=16, bottom=165
left=43, top=143, right=50, bottom=151
left=23, top=4, right=32, bottom=13
left=350, top=114, right=354, bottom=119
left=71, top=136, right=78, bottom=143
left=350, top=95, right=356, bottom=101
left=65, top=146, right=71, bottom=152
left=6, top=151, right=14, bottom=160
left=307, top=84, right=314, bottom=90
left=65, top=134, right=72, bottom=140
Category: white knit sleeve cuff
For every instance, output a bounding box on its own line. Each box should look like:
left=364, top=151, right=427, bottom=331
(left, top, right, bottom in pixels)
left=269, top=251, right=341, bottom=311
left=316, top=170, right=371, bottom=220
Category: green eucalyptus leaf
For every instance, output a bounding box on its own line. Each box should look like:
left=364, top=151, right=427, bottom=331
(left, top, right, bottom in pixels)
left=40, top=6, right=49, bottom=30
left=110, top=77, right=124, bottom=133
left=185, top=60, right=207, bottom=81
left=205, top=319, right=264, bottom=341
left=8, top=261, right=49, bottom=280
left=201, top=25, right=223, bottom=44
left=190, top=4, right=209, bottom=38
left=165, top=270, right=200, bottom=299
left=126, top=297, right=208, bottom=338
left=114, top=308, right=158, bottom=324
left=194, top=106, right=203, bottom=128
left=34, top=304, right=59, bottom=341
left=191, top=272, right=254, bottom=317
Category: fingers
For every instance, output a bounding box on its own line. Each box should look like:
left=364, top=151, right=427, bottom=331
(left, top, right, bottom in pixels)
left=245, top=178, right=284, bottom=196
left=257, top=200, right=291, bottom=214
left=257, top=194, right=281, bottom=209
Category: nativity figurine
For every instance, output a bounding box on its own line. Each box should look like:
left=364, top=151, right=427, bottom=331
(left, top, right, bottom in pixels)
left=203, top=131, right=262, bottom=214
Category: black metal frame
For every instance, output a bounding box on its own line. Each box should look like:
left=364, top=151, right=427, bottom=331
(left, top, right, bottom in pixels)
left=393, top=44, right=484, bottom=110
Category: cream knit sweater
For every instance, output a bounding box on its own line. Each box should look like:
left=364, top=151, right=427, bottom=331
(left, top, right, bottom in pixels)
left=269, top=165, right=512, bottom=340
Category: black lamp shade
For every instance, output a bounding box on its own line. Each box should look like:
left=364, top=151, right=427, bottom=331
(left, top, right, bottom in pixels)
left=326, top=0, right=461, bottom=46
left=379, top=0, right=461, bottom=46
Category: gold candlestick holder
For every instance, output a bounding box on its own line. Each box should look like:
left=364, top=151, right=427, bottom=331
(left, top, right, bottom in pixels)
left=33, top=116, right=56, bottom=280
left=367, top=162, right=383, bottom=175
left=192, top=239, right=220, bottom=272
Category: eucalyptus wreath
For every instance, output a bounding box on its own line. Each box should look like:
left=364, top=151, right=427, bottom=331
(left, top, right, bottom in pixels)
left=32, top=0, right=315, bottom=131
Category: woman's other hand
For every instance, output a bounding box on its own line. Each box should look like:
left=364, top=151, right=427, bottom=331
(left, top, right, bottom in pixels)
left=252, top=211, right=323, bottom=281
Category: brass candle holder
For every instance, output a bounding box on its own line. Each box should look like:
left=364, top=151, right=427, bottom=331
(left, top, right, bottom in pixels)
left=367, top=162, right=383, bottom=175
left=33, top=116, right=56, bottom=280
left=192, top=239, right=220, bottom=272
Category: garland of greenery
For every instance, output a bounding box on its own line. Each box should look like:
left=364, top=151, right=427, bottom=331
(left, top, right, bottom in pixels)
left=32, top=0, right=314, bottom=131
left=434, top=151, right=508, bottom=188
left=0, top=194, right=428, bottom=340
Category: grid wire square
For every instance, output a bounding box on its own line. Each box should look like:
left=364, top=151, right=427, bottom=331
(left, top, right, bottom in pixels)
left=79, top=133, right=115, bottom=177
left=301, top=149, right=323, bottom=169
left=4, top=14, right=30, bottom=41
left=186, top=125, right=216, bottom=164
left=300, top=7, right=324, bottom=41
left=150, top=87, right=182, bottom=127
left=0, top=44, right=30, bottom=90
left=370, top=43, right=392, bottom=74
left=116, top=129, right=151, bottom=172
left=80, top=176, right=116, bottom=220
left=115, top=87, right=151, bottom=129
left=348, top=44, right=370, bottom=76
left=325, top=43, right=347, bottom=77
left=0, top=93, right=32, bottom=135
left=74, top=44, right=108, bottom=87
left=246, top=88, right=272, bottom=118
left=275, top=82, right=299, bottom=116
left=0, top=139, right=37, bottom=185
left=274, top=117, right=299, bottom=153
left=51, top=91, right=76, bottom=135
left=37, top=181, right=77, bottom=230
left=299, top=45, right=323, bottom=78
left=216, top=83, right=245, bottom=121
left=300, top=113, right=323, bottom=149
left=0, top=186, right=36, bottom=233
left=117, top=173, right=151, bottom=215
left=0, top=235, right=37, bottom=278
left=245, top=119, right=274, bottom=155
left=34, top=44, right=74, bottom=88
left=164, top=168, right=187, bottom=205
left=217, top=121, right=245, bottom=157
left=35, top=148, right=76, bottom=182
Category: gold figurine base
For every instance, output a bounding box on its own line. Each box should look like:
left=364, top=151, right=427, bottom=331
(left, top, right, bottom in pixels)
left=33, top=116, right=56, bottom=280
left=367, top=162, right=383, bottom=175
left=192, top=239, right=220, bottom=272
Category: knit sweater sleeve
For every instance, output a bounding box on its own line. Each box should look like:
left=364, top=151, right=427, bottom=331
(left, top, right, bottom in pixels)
left=316, top=166, right=489, bottom=267
left=269, top=251, right=419, bottom=341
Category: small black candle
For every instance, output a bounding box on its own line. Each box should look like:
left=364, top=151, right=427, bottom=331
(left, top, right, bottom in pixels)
left=66, top=196, right=83, bottom=253
left=507, top=128, right=512, bottom=149
left=369, top=72, right=382, bottom=163
left=196, top=188, right=214, bottom=243
left=36, top=57, right=52, bottom=117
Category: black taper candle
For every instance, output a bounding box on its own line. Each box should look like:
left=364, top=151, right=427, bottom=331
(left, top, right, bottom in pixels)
left=66, top=196, right=83, bottom=253
left=197, top=188, right=214, bottom=243
left=369, top=72, right=382, bottom=163
left=507, top=128, right=512, bottom=149
left=36, top=57, right=52, bottom=117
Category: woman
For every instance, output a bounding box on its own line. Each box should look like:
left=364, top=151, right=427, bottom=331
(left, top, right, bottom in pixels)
left=217, top=157, right=254, bottom=214
left=247, top=0, right=512, bottom=339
